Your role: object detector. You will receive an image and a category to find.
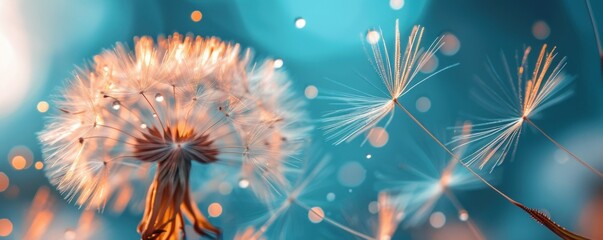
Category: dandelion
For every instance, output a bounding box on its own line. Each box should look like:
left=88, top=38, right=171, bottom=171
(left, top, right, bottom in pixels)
left=451, top=44, right=603, bottom=178
left=39, top=33, right=310, bottom=239
left=325, top=22, right=587, bottom=238
left=323, top=20, right=457, bottom=145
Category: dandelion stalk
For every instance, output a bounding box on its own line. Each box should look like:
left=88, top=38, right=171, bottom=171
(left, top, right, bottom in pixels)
left=524, top=117, right=603, bottom=178
left=585, top=0, right=603, bottom=59
left=394, top=100, right=588, bottom=240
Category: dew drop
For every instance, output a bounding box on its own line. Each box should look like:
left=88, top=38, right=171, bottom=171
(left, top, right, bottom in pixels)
left=295, top=17, right=306, bottom=29
left=112, top=101, right=121, bottom=110
left=273, top=59, right=283, bottom=69
left=140, top=123, right=147, bottom=129
left=155, top=93, right=164, bottom=102
left=238, top=179, right=250, bottom=188
left=459, top=210, right=469, bottom=221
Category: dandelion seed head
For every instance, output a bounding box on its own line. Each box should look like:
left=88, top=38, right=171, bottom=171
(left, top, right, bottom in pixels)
left=324, top=20, right=446, bottom=145
left=38, top=33, right=310, bottom=239
left=452, top=44, right=572, bottom=170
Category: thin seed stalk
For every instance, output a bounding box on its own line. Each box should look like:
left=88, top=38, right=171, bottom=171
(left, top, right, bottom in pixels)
left=393, top=100, right=588, bottom=240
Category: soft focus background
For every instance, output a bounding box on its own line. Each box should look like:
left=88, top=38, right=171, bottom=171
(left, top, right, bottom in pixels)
left=1, top=0, right=602, bottom=239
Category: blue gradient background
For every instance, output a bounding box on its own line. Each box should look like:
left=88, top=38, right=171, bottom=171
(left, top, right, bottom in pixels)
left=1, top=0, right=602, bottom=239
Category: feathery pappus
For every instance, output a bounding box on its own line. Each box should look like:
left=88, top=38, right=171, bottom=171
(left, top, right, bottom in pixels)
left=322, top=19, right=456, bottom=145
left=450, top=44, right=572, bottom=171
left=38, top=33, right=311, bottom=239
left=377, top=123, right=487, bottom=233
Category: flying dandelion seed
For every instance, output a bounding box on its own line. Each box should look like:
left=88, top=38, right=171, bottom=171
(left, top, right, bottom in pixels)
left=376, top=124, right=486, bottom=237
left=323, top=19, right=456, bottom=145
left=248, top=153, right=374, bottom=240
left=451, top=44, right=603, bottom=178
left=38, top=33, right=310, bottom=239
left=375, top=192, right=404, bottom=240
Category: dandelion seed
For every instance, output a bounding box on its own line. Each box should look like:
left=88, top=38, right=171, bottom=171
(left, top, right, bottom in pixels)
left=453, top=44, right=602, bottom=178
left=323, top=19, right=455, bottom=145
left=38, top=34, right=310, bottom=239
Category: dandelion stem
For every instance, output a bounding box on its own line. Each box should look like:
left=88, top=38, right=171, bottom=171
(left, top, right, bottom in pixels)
left=141, top=92, right=166, bottom=132
left=294, top=200, right=376, bottom=240
left=524, top=117, right=603, bottom=178
left=393, top=100, right=588, bottom=239
left=444, top=190, right=485, bottom=240
left=586, top=0, right=603, bottom=56
left=393, top=100, right=515, bottom=202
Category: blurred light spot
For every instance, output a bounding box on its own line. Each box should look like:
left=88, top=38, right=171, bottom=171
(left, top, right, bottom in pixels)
left=11, top=155, right=26, bottom=170
left=155, top=93, right=164, bottom=102
left=0, top=31, right=31, bottom=118
left=366, top=30, right=381, bottom=45
left=326, top=192, right=336, bottom=202
left=219, top=182, right=232, bottom=195
left=368, top=201, right=379, bottom=214
left=459, top=210, right=469, bottom=221
left=273, top=59, right=284, bottom=69
left=337, top=161, right=366, bottom=187
left=294, top=17, right=306, bottom=29
left=429, top=212, right=446, bottom=228
left=34, top=161, right=44, bottom=170
left=9, top=145, right=34, bottom=169
left=390, top=0, right=405, bottom=10
left=208, top=203, right=223, bottom=217
left=368, top=127, right=389, bottom=148
left=191, top=10, right=202, bottom=22
left=140, top=123, right=147, bottom=129
left=416, top=97, right=431, bottom=112
left=37, top=101, right=49, bottom=113
left=0, top=172, right=8, bottom=192
left=64, top=229, right=76, bottom=240
left=440, top=33, right=461, bottom=56
left=304, top=85, right=318, bottom=99
left=366, top=154, right=372, bottom=159
left=308, top=207, right=325, bottom=223
left=348, top=189, right=353, bottom=193
left=0, top=219, right=13, bottom=237
left=532, top=20, right=550, bottom=40
left=554, top=149, right=569, bottom=164
left=239, top=179, right=250, bottom=188
left=420, top=55, right=439, bottom=74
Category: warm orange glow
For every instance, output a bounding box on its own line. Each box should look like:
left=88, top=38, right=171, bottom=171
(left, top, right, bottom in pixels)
left=0, top=172, right=8, bottom=192
left=37, top=101, right=49, bottom=113
left=112, top=184, right=133, bottom=214
left=23, top=187, right=54, bottom=240
left=34, top=161, right=44, bottom=170
left=191, top=10, right=202, bottom=22
left=368, top=127, right=389, bottom=148
left=0, top=218, right=13, bottom=237
left=11, top=155, right=26, bottom=170
left=8, top=145, right=33, bottom=169
left=308, top=207, right=325, bottom=223
left=208, top=202, right=223, bottom=217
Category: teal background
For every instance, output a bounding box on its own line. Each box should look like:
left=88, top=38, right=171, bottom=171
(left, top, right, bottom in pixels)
left=1, top=0, right=602, bottom=239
